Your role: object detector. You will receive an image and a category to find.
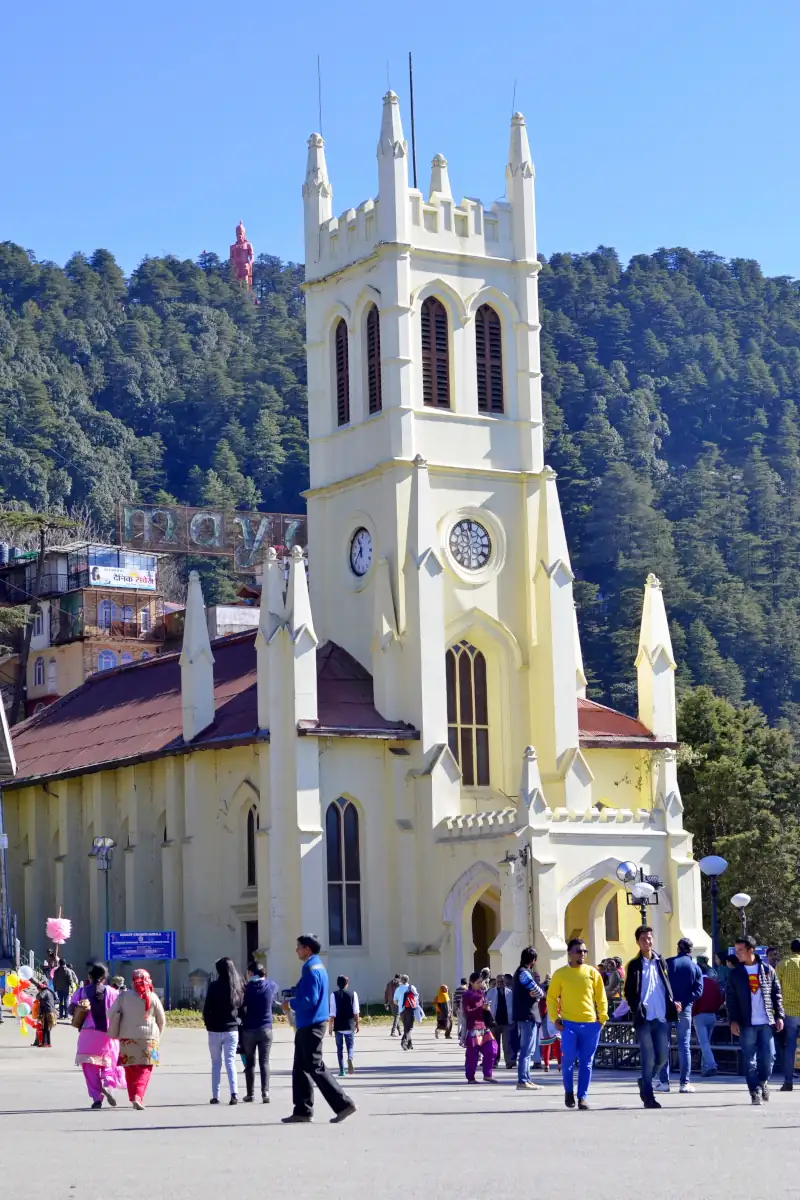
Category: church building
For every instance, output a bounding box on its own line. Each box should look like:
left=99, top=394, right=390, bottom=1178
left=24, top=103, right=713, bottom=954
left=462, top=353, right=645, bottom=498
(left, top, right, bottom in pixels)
left=1, top=93, right=709, bottom=999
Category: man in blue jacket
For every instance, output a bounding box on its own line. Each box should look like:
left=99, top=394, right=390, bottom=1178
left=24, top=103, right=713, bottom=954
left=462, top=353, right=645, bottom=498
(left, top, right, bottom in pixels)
left=656, top=937, right=704, bottom=1094
left=281, top=933, right=357, bottom=1124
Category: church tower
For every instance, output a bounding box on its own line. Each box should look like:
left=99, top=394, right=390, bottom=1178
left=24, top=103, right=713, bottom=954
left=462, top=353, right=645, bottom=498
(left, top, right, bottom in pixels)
left=303, top=91, right=587, bottom=813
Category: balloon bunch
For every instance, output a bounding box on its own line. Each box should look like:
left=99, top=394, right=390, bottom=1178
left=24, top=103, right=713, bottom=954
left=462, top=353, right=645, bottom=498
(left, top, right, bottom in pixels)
left=2, top=967, right=38, bottom=1036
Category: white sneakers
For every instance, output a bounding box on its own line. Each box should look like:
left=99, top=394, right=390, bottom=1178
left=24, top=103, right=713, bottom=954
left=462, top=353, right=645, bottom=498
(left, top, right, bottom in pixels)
left=680, top=1083, right=695, bottom=1093
left=653, top=1080, right=670, bottom=1093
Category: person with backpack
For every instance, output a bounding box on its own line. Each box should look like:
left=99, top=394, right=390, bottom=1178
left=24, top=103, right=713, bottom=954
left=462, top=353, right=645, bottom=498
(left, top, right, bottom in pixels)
left=399, top=976, right=419, bottom=1050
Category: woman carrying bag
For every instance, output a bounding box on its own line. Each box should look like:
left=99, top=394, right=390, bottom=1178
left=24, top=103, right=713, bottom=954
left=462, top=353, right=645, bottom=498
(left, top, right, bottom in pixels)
left=108, top=969, right=166, bottom=1110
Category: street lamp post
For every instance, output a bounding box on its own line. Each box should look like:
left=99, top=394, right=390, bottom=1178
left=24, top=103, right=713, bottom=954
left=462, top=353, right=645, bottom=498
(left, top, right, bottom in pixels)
left=90, top=836, right=116, bottom=960
left=699, top=855, right=728, bottom=964
left=731, top=892, right=751, bottom=938
left=631, top=881, right=656, bottom=924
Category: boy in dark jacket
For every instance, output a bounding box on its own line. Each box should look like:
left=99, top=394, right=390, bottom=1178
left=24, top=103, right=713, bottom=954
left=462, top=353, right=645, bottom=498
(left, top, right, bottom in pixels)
left=726, top=934, right=785, bottom=1105
left=624, top=925, right=680, bottom=1109
left=36, top=984, right=56, bottom=1046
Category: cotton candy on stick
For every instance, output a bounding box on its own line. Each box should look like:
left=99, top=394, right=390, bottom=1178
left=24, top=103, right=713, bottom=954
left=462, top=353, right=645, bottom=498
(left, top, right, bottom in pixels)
left=46, top=912, right=72, bottom=975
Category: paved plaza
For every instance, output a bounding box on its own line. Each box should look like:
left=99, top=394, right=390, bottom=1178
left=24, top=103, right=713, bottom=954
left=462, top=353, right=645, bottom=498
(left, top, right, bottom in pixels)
left=1, top=1022, right=799, bottom=1197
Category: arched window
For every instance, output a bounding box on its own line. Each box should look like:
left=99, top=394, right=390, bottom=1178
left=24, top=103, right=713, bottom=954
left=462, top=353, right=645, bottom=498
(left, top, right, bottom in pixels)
left=246, top=806, right=258, bottom=887
left=475, top=304, right=504, bottom=413
left=446, top=641, right=489, bottom=786
left=33, top=610, right=44, bottom=638
left=421, top=296, right=450, bottom=408
left=46, top=658, right=57, bottom=691
left=140, top=651, right=151, bottom=661
left=97, top=650, right=117, bottom=672
left=98, top=600, right=112, bottom=629
left=33, top=656, right=45, bottom=687
left=366, top=304, right=382, bottom=414
left=334, top=318, right=350, bottom=426
left=140, top=607, right=151, bottom=633
left=326, top=798, right=362, bottom=946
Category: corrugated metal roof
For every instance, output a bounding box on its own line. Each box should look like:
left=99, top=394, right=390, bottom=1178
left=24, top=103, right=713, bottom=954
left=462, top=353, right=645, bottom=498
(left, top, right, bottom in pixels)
left=8, top=632, right=417, bottom=789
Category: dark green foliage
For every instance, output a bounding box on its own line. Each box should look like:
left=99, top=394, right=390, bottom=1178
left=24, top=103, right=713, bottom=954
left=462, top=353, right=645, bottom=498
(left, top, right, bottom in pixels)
left=2, top=241, right=800, bottom=723
left=677, top=688, right=800, bottom=948
left=538, top=246, right=800, bottom=722
left=0, top=244, right=307, bottom=544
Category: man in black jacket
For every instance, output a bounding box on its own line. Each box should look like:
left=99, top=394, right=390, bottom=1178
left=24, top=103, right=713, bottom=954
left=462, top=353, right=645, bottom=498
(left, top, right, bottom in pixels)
left=726, top=934, right=785, bottom=1105
left=624, top=925, right=680, bottom=1109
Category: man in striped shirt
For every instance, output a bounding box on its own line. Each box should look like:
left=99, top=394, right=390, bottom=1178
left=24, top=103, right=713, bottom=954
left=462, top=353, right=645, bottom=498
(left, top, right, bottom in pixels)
left=777, top=939, right=800, bottom=1091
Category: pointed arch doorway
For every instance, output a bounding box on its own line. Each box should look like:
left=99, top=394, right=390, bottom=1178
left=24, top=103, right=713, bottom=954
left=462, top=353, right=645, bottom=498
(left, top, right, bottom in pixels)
left=472, top=897, right=499, bottom=973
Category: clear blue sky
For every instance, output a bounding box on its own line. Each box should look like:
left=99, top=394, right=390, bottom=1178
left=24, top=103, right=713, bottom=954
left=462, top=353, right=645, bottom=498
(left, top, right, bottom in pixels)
left=3, top=0, right=798, bottom=278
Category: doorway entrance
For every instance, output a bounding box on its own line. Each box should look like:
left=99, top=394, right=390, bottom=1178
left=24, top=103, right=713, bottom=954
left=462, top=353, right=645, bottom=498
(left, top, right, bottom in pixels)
left=245, top=920, right=259, bottom=964
left=472, top=900, right=499, bottom=973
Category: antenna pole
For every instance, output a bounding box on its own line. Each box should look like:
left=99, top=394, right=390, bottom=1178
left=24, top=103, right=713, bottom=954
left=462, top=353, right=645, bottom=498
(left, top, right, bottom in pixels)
left=408, top=52, right=418, bottom=190
left=317, top=54, right=323, bottom=135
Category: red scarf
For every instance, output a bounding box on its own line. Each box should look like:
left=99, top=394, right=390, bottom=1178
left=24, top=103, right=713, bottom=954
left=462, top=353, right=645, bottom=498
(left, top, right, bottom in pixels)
left=132, top=969, right=153, bottom=1013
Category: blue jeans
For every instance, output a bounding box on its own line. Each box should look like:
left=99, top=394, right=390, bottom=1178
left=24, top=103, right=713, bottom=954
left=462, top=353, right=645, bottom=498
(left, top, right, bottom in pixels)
left=637, top=1018, right=669, bottom=1100
left=561, top=1020, right=602, bottom=1100
left=517, top=1020, right=538, bottom=1083
left=738, top=1024, right=775, bottom=1093
left=659, top=1006, right=693, bottom=1086
left=693, top=1012, right=718, bottom=1074
left=208, top=1030, right=238, bottom=1099
left=782, top=1015, right=800, bottom=1081
left=335, top=1030, right=355, bottom=1070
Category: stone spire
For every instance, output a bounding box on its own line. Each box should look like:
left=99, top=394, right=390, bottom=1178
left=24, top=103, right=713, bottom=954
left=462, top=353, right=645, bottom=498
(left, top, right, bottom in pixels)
left=179, top=570, right=215, bottom=743
left=255, top=548, right=287, bottom=731
left=517, top=745, right=548, bottom=825
left=285, top=547, right=318, bottom=723
left=429, top=153, right=451, bottom=200
left=377, top=91, right=409, bottom=242
left=303, top=133, right=332, bottom=265
left=636, top=573, right=677, bottom=740
left=505, top=112, right=536, bottom=262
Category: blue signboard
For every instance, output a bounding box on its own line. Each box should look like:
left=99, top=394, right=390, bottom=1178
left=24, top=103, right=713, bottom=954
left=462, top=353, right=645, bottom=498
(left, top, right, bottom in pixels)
left=105, top=930, right=177, bottom=961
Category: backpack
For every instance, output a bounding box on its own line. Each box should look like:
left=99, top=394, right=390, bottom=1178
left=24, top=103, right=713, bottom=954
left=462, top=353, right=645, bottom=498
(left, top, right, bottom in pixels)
left=403, top=988, right=418, bottom=1011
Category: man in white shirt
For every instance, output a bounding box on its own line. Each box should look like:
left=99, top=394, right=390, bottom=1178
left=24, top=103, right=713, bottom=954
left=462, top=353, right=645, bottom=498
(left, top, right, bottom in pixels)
left=726, top=934, right=785, bottom=1105
left=486, top=976, right=514, bottom=1068
left=624, top=925, right=681, bottom=1109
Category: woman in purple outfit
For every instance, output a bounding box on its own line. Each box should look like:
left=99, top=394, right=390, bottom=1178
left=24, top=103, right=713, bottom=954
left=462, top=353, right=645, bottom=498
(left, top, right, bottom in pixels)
left=70, top=963, right=125, bottom=1109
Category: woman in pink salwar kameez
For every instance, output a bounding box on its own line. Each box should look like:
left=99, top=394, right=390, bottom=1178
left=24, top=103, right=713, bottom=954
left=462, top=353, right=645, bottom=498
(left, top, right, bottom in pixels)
left=70, top=963, right=125, bottom=1109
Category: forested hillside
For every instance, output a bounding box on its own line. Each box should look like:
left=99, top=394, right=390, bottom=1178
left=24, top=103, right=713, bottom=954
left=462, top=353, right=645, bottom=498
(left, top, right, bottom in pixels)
left=1, top=241, right=800, bottom=727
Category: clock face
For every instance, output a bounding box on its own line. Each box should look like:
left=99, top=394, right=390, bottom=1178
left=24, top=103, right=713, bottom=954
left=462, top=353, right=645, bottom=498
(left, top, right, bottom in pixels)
left=349, top=527, right=373, bottom=577
left=449, top=519, right=492, bottom=571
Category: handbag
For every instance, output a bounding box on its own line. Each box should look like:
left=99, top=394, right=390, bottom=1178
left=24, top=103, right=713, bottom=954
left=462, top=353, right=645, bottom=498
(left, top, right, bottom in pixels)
left=72, top=999, right=91, bottom=1029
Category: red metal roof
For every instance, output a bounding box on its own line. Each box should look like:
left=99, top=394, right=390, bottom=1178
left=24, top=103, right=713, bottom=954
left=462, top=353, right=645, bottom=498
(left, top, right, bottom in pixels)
left=578, top=697, right=671, bottom=746
left=8, top=632, right=416, bottom=789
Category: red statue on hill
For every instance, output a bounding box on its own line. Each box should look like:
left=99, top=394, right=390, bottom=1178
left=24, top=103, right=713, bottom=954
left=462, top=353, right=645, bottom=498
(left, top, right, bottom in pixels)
left=230, top=221, right=254, bottom=289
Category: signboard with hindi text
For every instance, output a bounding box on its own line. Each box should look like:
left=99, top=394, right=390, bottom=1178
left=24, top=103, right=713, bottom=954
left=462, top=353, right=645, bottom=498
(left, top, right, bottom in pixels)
left=118, top=502, right=306, bottom=571
left=89, top=564, right=157, bottom=590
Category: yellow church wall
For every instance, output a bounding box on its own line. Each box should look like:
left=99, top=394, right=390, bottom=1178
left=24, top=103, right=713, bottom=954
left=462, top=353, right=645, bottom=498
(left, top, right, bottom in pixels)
left=583, top=748, right=654, bottom=811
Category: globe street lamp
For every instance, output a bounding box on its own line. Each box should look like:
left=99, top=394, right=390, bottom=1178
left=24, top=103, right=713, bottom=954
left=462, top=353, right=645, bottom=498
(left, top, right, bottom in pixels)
left=698, top=855, right=728, bottom=965
left=731, top=892, right=751, bottom=938
left=616, top=862, right=663, bottom=924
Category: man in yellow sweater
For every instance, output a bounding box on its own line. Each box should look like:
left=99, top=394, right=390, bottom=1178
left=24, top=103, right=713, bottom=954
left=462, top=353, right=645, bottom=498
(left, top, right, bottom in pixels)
left=547, top=938, right=609, bottom=1110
